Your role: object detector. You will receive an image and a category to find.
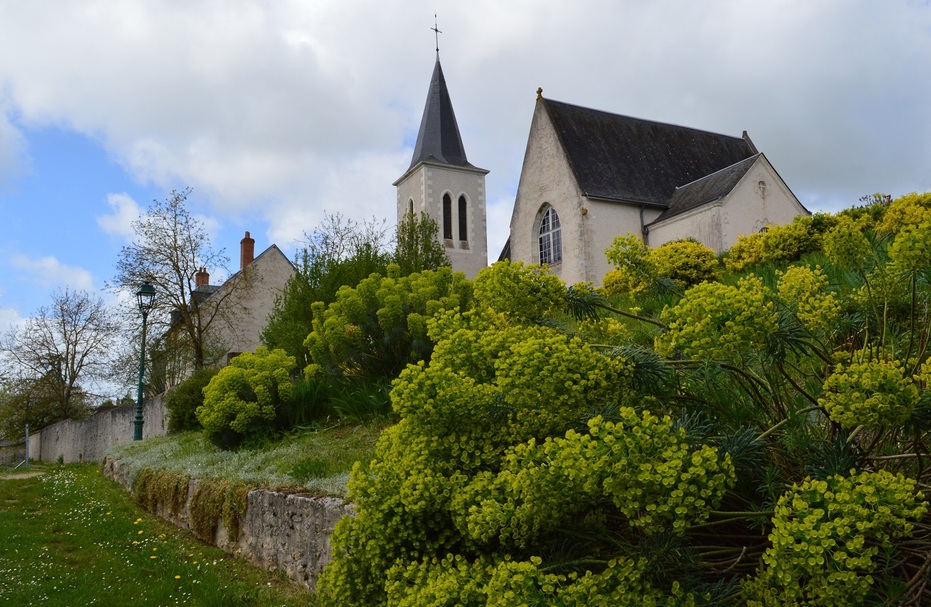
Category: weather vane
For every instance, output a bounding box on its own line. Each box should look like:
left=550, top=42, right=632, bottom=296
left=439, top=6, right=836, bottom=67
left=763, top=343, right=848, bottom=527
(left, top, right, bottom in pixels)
left=431, top=14, right=442, bottom=55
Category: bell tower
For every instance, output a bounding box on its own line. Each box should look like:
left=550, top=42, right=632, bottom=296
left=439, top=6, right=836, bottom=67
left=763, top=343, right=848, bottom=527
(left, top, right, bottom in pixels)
left=393, top=51, right=488, bottom=278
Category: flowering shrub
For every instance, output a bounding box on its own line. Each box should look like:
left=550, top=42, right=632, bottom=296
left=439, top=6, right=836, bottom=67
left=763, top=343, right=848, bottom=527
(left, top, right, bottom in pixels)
left=303, top=264, right=471, bottom=380
left=744, top=470, right=926, bottom=606
left=651, top=239, right=720, bottom=287
left=196, top=347, right=295, bottom=447
left=603, top=233, right=656, bottom=294
left=723, top=232, right=766, bottom=272
left=471, top=260, right=564, bottom=323
left=888, top=217, right=931, bottom=274
left=822, top=215, right=873, bottom=271
left=776, top=266, right=840, bottom=334
left=655, top=277, right=777, bottom=361
left=877, top=191, right=931, bottom=234
left=314, top=312, right=737, bottom=606
left=819, top=359, right=919, bottom=429
left=760, top=215, right=820, bottom=264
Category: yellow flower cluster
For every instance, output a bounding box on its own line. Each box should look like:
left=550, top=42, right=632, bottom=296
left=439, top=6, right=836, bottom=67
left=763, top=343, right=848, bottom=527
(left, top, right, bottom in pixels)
left=819, top=359, right=919, bottom=429
left=776, top=266, right=841, bottom=334
left=745, top=470, right=926, bottom=606
left=655, top=277, right=777, bottom=362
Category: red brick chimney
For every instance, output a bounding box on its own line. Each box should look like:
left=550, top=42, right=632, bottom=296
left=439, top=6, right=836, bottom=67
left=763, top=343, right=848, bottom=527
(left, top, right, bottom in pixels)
left=241, top=231, right=255, bottom=270
left=195, top=267, right=210, bottom=287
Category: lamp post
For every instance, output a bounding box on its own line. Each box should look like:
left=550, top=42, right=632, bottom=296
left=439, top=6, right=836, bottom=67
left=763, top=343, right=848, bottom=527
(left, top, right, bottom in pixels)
left=134, top=281, right=156, bottom=441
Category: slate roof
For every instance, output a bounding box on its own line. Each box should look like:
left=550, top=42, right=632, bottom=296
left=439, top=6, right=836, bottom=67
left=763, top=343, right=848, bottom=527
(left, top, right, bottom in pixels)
left=542, top=98, right=756, bottom=206
left=653, top=154, right=761, bottom=223
left=407, top=58, right=476, bottom=170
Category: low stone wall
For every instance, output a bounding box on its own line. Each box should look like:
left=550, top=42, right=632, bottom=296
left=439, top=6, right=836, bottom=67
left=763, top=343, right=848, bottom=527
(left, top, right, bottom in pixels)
left=101, top=457, right=352, bottom=589
left=29, top=395, right=168, bottom=464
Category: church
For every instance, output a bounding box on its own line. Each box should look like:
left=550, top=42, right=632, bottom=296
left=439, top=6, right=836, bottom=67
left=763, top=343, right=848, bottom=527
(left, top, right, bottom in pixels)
left=396, top=56, right=808, bottom=285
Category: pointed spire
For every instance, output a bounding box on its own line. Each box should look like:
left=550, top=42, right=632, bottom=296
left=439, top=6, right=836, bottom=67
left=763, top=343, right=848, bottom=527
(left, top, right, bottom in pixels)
left=407, top=57, right=472, bottom=170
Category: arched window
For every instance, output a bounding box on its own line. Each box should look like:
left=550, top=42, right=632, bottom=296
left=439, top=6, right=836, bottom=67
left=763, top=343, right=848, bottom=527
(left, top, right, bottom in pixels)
left=458, top=195, right=468, bottom=241
left=408, top=198, right=414, bottom=215
left=538, top=206, right=562, bottom=265
left=442, top=193, right=453, bottom=240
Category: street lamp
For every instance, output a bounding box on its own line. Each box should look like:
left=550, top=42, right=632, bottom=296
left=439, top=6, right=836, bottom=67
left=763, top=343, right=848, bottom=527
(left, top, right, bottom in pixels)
left=134, top=281, right=156, bottom=441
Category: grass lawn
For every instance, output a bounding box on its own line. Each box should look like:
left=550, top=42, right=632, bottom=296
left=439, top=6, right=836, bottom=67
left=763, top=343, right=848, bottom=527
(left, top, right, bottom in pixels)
left=0, top=464, right=318, bottom=606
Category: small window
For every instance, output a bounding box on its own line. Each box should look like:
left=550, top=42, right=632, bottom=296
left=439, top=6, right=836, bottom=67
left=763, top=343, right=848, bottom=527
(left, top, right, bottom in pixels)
left=442, top=193, right=453, bottom=240
left=408, top=198, right=414, bottom=215
left=458, top=195, right=468, bottom=241
left=538, top=207, right=562, bottom=265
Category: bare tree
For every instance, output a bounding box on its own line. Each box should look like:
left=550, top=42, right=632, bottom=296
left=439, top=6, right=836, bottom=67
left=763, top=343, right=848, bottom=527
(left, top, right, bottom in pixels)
left=0, top=288, right=119, bottom=436
left=111, top=188, right=234, bottom=373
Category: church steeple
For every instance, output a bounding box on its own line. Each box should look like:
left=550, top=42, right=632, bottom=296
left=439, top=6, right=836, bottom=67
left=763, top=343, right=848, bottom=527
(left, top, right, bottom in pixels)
left=394, top=47, right=489, bottom=279
left=407, top=57, right=473, bottom=170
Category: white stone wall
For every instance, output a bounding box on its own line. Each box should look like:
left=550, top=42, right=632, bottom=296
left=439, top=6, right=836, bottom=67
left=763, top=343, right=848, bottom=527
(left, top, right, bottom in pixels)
left=28, top=394, right=168, bottom=464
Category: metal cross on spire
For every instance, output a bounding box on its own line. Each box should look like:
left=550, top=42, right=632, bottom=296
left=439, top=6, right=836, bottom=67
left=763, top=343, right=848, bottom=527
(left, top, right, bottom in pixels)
left=431, top=14, right=442, bottom=55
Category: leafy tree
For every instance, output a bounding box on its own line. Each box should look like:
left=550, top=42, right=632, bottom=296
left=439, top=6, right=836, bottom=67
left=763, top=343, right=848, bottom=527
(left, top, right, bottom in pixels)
left=111, top=188, right=234, bottom=373
left=0, top=288, right=118, bottom=438
left=262, top=214, right=391, bottom=367
left=196, top=346, right=294, bottom=448
left=391, top=209, right=449, bottom=276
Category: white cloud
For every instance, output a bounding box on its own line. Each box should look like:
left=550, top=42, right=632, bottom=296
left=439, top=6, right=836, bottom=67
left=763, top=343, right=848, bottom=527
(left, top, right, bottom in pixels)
left=0, top=307, right=23, bottom=333
left=11, top=254, right=95, bottom=293
left=96, top=192, right=142, bottom=238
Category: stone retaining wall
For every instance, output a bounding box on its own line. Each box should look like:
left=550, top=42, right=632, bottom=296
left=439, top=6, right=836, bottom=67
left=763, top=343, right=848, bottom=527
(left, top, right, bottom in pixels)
left=101, top=457, right=351, bottom=589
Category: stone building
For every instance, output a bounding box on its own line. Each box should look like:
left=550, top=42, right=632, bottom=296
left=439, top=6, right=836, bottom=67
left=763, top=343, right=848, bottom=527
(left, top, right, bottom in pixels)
left=394, top=56, right=489, bottom=278
left=501, top=91, right=808, bottom=285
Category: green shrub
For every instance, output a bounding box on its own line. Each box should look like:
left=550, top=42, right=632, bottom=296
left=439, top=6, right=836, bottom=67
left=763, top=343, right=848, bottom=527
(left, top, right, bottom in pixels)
left=877, top=191, right=931, bottom=235
left=164, top=367, right=220, bottom=433
left=744, top=470, right=926, bottom=606
left=196, top=347, right=295, bottom=449
left=650, top=239, right=720, bottom=287
left=603, top=233, right=657, bottom=293
left=275, top=376, right=335, bottom=429
left=655, top=276, right=777, bottom=362
left=724, top=231, right=766, bottom=272
left=304, top=264, right=472, bottom=381
left=472, top=260, right=565, bottom=322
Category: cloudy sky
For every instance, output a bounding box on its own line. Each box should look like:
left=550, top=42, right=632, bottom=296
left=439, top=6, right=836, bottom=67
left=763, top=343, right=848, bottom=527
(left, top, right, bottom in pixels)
left=0, top=0, right=929, bottom=328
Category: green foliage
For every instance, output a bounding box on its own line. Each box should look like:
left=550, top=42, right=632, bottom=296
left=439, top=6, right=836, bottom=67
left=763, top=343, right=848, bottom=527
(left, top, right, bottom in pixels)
left=723, top=231, right=766, bottom=272
left=603, top=233, right=657, bottom=294
left=165, top=367, right=220, bottom=433
left=877, top=191, right=931, bottom=234
left=760, top=215, right=821, bottom=264
left=655, top=277, right=777, bottom=362
left=392, top=210, right=450, bottom=276
left=472, top=260, right=565, bottom=322
left=262, top=214, right=392, bottom=367
left=315, top=302, right=746, bottom=605
left=819, top=359, right=919, bottom=430
left=651, top=239, right=721, bottom=287
left=822, top=215, right=873, bottom=271
left=304, top=265, right=472, bottom=381
left=197, top=347, right=295, bottom=448
left=744, top=470, right=926, bottom=606
left=776, top=266, right=841, bottom=335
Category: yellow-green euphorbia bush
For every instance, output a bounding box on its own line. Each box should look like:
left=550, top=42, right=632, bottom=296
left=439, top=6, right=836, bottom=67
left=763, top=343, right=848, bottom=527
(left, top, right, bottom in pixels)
left=819, top=359, right=919, bottom=430
left=655, top=276, right=777, bottom=362
left=196, top=346, right=295, bottom=447
left=745, top=470, right=926, bottom=607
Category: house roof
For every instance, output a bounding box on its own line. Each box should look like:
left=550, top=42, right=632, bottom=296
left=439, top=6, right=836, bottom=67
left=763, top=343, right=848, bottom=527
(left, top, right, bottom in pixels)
left=407, top=57, right=476, bottom=171
left=653, top=154, right=761, bottom=223
left=541, top=97, right=756, bottom=206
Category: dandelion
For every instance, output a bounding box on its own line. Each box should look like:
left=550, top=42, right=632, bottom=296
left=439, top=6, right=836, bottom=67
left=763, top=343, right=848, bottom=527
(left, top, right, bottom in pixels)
left=137, top=530, right=144, bottom=535
left=150, top=556, right=157, bottom=560
left=174, top=575, right=181, bottom=580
